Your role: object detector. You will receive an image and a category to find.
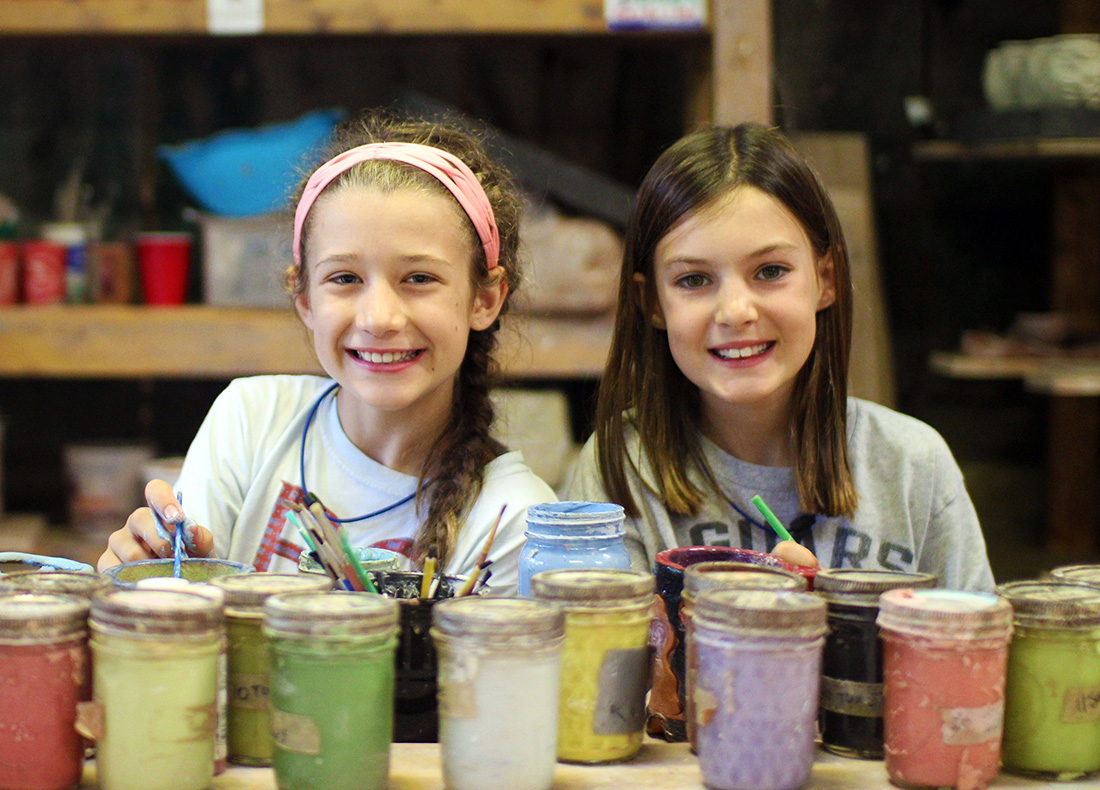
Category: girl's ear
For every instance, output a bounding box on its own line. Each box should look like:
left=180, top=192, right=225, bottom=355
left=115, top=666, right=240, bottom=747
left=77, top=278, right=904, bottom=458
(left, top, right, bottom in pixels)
left=470, top=267, right=509, bottom=331
left=816, top=252, right=837, bottom=311
left=294, top=290, right=315, bottom=331
left=633, top=273, right=666, bottom=329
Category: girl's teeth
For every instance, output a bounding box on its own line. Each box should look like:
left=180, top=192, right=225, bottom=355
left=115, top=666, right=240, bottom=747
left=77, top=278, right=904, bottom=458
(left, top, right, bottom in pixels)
left=360, top=350, right=415, bottom=363
left=716, top=343, right=769, bottom=360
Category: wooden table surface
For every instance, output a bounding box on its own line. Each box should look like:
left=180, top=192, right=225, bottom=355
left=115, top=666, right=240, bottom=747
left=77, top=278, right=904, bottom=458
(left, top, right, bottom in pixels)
left=79, top=741, right=1061, bottom=789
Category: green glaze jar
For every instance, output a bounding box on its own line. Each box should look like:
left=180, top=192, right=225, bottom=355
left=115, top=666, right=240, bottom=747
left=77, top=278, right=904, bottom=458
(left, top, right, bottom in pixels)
left=264, top=591, right=399, bottom=790
left=210, top=573, right=330, bottom=766
left=999, top=580, right=1100, bottom=780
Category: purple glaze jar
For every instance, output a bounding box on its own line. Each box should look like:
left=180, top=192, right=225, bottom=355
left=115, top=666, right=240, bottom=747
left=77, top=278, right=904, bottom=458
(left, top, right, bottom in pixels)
left=691, top=588, right=827, bottom=790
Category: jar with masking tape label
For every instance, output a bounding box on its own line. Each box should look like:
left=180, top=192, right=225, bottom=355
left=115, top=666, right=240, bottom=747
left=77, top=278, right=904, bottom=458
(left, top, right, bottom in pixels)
left=263, top=591, right=398, bottom=790
left=877, top=588, right=1013, bottom=790
left=210, top=573, right=330, bottom=767
left=998, top=579, right=1100, bottom=780
left=679, top=561, right=808, bottom=753
left=531, top=568, right=654, bottom=764
left=431, top=597, right=565, bottom=790
left=0, top=592, right=90, bottom=790
left=691, top=588, right=827, bottom=790
left=815, top=568, right=937, bottom=760
left=88, top=588, right=222, bottom=790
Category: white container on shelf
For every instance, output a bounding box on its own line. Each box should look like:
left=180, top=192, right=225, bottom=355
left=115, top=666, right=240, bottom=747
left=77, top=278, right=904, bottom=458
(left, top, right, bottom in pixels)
left=63, top=442, right=155, bottom=535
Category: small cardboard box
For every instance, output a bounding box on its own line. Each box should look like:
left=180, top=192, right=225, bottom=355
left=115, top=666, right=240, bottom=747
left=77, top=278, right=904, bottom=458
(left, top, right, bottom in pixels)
left=195, top=212, right=292, bottom=308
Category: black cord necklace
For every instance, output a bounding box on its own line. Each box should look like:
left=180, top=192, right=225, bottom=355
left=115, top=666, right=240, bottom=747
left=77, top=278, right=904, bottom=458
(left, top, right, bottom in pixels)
left=298, top=382, right=416, bottom=524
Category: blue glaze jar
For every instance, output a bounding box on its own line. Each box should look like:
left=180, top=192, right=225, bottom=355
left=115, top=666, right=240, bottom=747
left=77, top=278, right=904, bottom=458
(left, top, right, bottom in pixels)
left=518, top=502, right=631, bottom=596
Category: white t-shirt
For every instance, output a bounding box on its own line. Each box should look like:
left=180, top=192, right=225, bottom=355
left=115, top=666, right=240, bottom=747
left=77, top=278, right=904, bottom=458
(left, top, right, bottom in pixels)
left=175, top=375, right=557, bottom=595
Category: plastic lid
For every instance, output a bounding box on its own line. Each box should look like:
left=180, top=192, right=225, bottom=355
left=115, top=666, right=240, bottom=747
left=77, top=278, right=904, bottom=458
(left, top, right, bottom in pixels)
left=815, top=569, right=938, bottom=606
left=877, top=589, right=1013, bottom=639
left=432, top=597, right=564, bottom=644
left=90, top=589, right=222, bottom=635
left=684, top=562, right=807, bottom=597
left=1049, top=564, right=1100, bottom=589
left=530, top=568, right=653, bottom=603
left=0, top=570, right=113, bottom=599
left=693, top=589, right=827, bottom=638
left=263, top=591, right=397, bottom=639
left=997, top=580, right=1100, bottom=628
left=0, top=593, right=89, bottom=643
left=212, top=573, right=331, bottom=611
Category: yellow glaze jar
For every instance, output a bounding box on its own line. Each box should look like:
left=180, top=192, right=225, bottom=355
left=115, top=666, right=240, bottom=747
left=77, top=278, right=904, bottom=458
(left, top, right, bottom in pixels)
left=531, top=568, right=653, bottom=763
left=89, top=588, right=222, bottom=790
left=210, top=573, right=330, bottom=766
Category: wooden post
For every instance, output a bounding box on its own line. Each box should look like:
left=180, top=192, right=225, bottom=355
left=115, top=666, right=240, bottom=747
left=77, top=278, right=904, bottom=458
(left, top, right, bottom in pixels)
left=710, top=0, right=772, bottom=125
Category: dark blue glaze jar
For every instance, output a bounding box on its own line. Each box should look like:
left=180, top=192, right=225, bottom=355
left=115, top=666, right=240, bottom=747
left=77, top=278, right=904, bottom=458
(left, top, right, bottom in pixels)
left=517, top=502, right=631, bottom=596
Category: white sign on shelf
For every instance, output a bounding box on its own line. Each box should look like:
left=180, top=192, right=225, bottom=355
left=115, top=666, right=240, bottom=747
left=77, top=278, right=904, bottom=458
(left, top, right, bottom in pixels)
left=207, top=0, right=265, bottom=35
left=604, top=0, right=707, bottom=31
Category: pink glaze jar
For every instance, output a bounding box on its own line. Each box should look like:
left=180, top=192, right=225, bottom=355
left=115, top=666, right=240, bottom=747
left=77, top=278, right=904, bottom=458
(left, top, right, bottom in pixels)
left=0, top=592, right=90, bottom=790
left=877, top=589, right=1013, bottom=790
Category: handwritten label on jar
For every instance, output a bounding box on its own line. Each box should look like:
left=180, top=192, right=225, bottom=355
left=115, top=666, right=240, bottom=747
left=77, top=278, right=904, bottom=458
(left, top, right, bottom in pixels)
left=819, top=677, right=884, bottom=717
left=1061, top=685, right=1100, bottom=723
left=271, top=709, right=322, bottom=755
left=228, top=673, right=269, bottom=710
left=940, top=702, right=1003, bottom=745
left=593, top=646, right=651, bottom=735
left=437, top=652, right=478, bottom=719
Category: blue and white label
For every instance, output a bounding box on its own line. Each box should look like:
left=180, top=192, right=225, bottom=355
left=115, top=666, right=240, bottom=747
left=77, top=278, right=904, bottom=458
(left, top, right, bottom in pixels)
left=604, top=0, right=707, bottom=30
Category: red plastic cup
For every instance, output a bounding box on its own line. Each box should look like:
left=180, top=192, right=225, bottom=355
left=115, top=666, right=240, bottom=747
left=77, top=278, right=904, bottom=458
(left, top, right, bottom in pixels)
left=0, top=241, right=18, bottom=304
left=22, top=240, right=67, bottom=305
left=137, top=232, right=191, bottom=306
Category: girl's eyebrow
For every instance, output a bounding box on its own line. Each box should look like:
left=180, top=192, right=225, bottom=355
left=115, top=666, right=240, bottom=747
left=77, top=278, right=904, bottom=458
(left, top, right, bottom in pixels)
left=746, top=242, right=799, bottom=258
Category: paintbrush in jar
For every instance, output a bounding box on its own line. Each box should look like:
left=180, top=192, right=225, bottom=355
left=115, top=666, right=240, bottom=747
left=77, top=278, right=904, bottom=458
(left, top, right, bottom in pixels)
left=456, top=504, right=506, bottom=597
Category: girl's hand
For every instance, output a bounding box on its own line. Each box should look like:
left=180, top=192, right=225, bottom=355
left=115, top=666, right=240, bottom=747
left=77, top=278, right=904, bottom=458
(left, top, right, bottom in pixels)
left=771, top=539, right=820, bottom=569
left=96, top=479, right=215, bottom=571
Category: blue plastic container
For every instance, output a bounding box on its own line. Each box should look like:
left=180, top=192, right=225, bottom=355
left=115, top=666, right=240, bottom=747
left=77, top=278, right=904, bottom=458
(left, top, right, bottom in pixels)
left=158, top=107, right=346, bottom=217
left=517, top=501, right=632, bottom=596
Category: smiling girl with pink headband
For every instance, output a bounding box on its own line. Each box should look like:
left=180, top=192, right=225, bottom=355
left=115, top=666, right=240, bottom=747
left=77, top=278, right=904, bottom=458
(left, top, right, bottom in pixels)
left=100, top=112, right=556, bottom=594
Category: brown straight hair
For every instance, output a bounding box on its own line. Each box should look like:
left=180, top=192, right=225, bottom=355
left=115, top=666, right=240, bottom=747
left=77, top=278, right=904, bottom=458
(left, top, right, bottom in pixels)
left=595, top=123, right=857, bottom=519
left=286, top=111, right=522, bottom=568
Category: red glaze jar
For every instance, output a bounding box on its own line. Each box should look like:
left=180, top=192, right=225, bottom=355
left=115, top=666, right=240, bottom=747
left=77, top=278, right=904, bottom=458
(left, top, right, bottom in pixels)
left=0, top=592, right=91, bottom=790
left=878, top=589, right=1013, bottom=790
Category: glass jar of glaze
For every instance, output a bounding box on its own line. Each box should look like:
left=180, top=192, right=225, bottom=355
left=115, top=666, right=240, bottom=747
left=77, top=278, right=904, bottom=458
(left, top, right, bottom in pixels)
left=89, top=588, right=223, bottom=790
left=517, top=502, right=631, bottom=596
left=877, top=588, right=1014, bottom=790
left=691, top=588, right=827, bottom=790
left=0, top=593, right=90, bottom=790
left=264, top=591, right=398, bottom=790
left=531, top=568, right=654, bottom=764
left=210, top=573, right=330, bottom=766
left=1050, top=564, right=1100, bottom=589
left=680, top=562, right=808, bottom=752
left=998, top=579, right=1100, bottom=780
left=432, top=597, right=565, bottom=790
left=0, top=569, right=113, bottom=599
left=814, top=568, right=937, bottom=760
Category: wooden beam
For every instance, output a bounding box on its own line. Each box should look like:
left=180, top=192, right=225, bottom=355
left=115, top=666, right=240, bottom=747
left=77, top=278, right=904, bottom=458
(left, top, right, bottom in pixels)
left=0, top=0, right=608, bottom=35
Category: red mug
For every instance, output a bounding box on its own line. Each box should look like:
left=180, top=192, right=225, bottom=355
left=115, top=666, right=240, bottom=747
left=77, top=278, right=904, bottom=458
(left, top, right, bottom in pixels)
left=136, top=232, right=191, bottom=306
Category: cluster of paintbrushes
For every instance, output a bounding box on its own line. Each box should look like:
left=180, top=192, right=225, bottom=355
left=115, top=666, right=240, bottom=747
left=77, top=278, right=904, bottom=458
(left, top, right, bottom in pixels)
left=287, top=497, right=379, bottom=593
left=288, top=498, right=506, bottom=599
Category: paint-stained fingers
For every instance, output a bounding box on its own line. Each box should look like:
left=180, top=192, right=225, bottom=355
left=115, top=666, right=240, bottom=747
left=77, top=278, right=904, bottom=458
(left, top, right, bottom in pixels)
left=96, top=546, right=121, bottom=573
left=180, top=522, right=217, bottom=560
left=771, top=539, right=820, bottom=569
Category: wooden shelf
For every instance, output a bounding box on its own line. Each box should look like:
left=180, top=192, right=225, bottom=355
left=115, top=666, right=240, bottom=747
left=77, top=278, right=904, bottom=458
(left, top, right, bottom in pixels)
left=930, top=350, right=1100, bottom=396
left=914, top=137, right=1100, bottom=161
left=0, top=0, right=624, bottom=36
left=0, top=305, right=611, bottom=380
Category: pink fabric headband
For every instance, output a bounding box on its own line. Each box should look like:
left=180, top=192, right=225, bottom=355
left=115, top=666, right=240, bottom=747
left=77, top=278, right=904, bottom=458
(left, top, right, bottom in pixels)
left=292, top=141, right=500, bottom=270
